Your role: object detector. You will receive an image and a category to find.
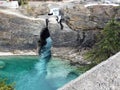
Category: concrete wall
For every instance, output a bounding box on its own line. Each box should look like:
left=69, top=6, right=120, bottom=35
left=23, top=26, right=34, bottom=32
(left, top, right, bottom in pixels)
left=58, top=52, right=120, bottom=90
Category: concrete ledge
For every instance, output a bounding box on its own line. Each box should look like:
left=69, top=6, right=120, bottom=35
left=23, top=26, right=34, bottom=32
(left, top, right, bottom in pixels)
left=58, top=51, right=120, bottom=90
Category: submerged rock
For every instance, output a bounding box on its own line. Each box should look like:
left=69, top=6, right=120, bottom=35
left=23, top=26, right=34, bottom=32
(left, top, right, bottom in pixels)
left=0, top=61, right=5, bottom=69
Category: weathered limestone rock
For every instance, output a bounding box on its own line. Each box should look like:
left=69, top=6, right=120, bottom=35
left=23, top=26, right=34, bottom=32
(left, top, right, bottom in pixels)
left=0, top=11, right=91, bottom=65
left=48, top=23, right=78, bottom=47
left=64, top=5, right=94, bottom=30
left=0, top=12, right=78, bottom=51
left=64, top=5, right=120, bottom=30
left=58, top=52, right=120, bottom=90
left=52, top=47, right=89, bottom=65
left=19, top=3, right=49, bottom=17
left=0, top=13, right=43, bottom=51
left=88, top=5, right=120, bottom=28
left=0, top=4, right=120, bottom=64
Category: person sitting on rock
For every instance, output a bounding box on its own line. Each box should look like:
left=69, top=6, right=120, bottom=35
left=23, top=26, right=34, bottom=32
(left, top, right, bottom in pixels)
left=48, top=8, right=64, bottom=30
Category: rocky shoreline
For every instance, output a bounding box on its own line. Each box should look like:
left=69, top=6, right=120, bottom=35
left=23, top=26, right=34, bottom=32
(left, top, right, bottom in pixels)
left=0, top=1, right=120, bottom=66
left=0, top=50, right=36, bottom=56
left=52, top=47, right=90, bottom=65
left=0, top=47, right=89, bottom=65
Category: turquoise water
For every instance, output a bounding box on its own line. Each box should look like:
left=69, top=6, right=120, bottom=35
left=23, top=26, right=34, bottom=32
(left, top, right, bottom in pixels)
left=0, top=56, right=80, bottom=90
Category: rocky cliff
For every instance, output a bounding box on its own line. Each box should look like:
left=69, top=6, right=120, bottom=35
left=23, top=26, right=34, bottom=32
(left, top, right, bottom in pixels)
left=64, top=5, right=120, bottom=30
left=0, top=11, right=78, bottom=51
left=0, top=13, right=41, bottom=51
left=0, top=3, right=120, bottom=64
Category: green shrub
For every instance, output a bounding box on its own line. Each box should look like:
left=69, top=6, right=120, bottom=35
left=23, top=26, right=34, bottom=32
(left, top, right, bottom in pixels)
left=0, top=79, right=14, bottom=90
left=85, top=19, right=120, bottom=65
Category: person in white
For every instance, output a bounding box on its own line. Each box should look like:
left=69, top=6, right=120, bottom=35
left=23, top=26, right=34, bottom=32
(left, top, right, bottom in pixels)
left=48, top=8, right=64, bottom=30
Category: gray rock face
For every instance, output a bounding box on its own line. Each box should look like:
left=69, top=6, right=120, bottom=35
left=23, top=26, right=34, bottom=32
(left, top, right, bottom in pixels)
left=0, top=13, right=79, bottom=51
left=77, top=30, right=98, bottom=49
left=0, top=11, right=92, bottom=64
left=0, top=13, right=43, bottom=51
left=1, top=4, right=118, bottom=52
left=64, top=5, right=120, bottom=30
left=0, top=3, right=119, bottom=66
left=49, top=23, right=78, bottom=47
left=58, top=52, right=120, bottom=90
left=52, top=47, right=89, bottom=65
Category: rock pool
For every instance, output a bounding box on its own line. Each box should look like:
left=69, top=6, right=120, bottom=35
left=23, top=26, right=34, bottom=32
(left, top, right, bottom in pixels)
left=0, top=56, right=82, bottom=90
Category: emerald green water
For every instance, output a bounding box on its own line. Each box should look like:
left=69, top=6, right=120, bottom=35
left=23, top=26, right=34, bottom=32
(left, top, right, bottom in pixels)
left=0, top=56, right=80, bottom=90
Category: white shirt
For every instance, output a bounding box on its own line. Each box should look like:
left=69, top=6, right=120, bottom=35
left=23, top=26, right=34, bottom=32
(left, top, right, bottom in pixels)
left=49, top=8, right=60, bottom=16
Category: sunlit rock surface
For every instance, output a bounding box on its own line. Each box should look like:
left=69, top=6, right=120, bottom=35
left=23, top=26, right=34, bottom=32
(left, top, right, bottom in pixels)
left=64, top=5, right=120, bottom=30
left=58, top=52, right=120, bottom=90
